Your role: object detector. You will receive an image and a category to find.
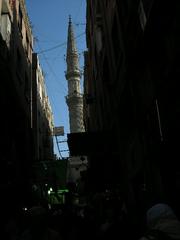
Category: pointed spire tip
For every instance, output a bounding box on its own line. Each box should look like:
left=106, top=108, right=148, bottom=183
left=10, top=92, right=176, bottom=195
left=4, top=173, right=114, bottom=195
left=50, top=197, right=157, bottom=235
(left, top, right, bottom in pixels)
left=69, top=15, right=72, bottom=24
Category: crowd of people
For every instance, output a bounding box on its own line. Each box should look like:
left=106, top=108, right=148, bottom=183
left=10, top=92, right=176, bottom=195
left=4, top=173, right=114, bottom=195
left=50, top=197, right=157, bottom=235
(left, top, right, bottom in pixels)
left=2, top=188, right=180, bottom=240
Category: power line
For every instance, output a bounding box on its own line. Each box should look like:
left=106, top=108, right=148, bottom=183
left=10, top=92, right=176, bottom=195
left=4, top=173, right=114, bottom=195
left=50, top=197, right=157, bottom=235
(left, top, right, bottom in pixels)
left=37, top=41, right=67, bottom=55
left=37, top=32, right=85, bottom=54
left=74, top=0, right=84, bottom=23
left=75, top=23, right=86, bottom=26
left=55, top=136, right=63, bottom=159
left=36, top=41, right=67, bottom=95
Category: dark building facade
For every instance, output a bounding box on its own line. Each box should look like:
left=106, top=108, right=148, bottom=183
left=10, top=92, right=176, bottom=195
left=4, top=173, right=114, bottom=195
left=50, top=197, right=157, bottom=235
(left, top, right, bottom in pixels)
left=32, top=53, right=54, bottom=164
left=76, top=0, right=180, bottom=225
left=0, top=0, right=54, bottom=208
left=0, top=0, right=34, bottom=207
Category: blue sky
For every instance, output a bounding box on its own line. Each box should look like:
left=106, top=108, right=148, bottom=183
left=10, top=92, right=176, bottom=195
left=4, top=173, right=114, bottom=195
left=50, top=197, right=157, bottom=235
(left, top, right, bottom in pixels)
left=26, top=0, right=87, bottom=158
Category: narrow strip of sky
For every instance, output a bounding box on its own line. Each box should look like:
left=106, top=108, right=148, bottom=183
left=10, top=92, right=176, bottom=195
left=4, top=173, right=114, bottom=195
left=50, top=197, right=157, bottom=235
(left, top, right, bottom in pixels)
left=26, top=0, right=87, bottom=158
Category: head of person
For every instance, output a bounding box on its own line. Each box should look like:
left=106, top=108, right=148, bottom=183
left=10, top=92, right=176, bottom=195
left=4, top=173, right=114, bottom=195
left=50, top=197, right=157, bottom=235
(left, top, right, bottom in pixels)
left=146, top=203, right=177, bottom=228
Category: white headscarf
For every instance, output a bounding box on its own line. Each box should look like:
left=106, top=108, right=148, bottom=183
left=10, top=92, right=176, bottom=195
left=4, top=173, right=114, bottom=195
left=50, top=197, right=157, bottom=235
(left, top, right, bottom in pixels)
left=146, top=203, right=180, bottom=239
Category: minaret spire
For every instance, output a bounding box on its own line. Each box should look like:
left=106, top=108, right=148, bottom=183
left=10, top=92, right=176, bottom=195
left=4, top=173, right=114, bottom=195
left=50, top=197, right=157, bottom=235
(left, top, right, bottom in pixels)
left=65, top=16, right=85, bottom=133
left=65, top=16, right=87, bottom=183
left=67, top=15, right=76, bottom=53
left=69, top=14, right=71, bottom=22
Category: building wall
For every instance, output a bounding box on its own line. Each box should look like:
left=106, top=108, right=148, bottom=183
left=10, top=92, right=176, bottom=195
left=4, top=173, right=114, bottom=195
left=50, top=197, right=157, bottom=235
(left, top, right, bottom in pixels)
left=0, top=0, right=34, bottom=207
left=32, top=53, right=54, bottom=163
left=85, top=0, right=180, bottom=223
left=0, top=0, right=13, bottom=48
left=0, top=0, right=56, bottom=208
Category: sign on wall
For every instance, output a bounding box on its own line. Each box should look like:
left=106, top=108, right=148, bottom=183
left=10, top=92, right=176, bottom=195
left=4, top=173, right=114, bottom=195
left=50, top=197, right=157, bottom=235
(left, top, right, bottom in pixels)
left=53, top=126, right=64, bottom=136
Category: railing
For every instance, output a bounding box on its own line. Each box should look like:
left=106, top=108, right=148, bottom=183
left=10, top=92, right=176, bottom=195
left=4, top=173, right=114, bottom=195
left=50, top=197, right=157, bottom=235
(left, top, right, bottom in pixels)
left=66, top=92, right=83, bottom=100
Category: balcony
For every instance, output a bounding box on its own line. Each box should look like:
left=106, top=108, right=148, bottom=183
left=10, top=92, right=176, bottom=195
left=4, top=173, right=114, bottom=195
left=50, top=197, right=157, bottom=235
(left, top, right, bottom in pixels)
left=65, top=69, right=81, bottom=80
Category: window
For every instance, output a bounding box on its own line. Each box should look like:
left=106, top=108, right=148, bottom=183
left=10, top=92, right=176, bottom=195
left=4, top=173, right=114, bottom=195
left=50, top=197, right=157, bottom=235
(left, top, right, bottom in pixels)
left=112, top=16, right=122, bottom=66
left=18, top=5, right=23, bottom=32
left=138, top=0, right=147, bottom=31
left=95, top=25, right=102, bottom=53
left=103, top=55, right=110, bottom=83
left=111, top=15, right=123, bottom=71
left=0, top=13, right=11, bottom=48
left=39, top=83, right=42, bottom=100
left=16, top=48, right=23, bottom=83
left=95, top=10, right=105, bottom=57
left=24, top=72, right=29, bottom=101
left=26, top=32, right=29, bottom=55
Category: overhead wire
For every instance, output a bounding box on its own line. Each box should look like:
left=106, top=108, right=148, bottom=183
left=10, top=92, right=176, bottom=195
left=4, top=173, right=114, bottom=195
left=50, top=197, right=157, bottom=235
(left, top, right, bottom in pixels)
left=55, top=136, right=63, bottom=159
left=35, top=42, right=68, bottom=148
left=36, top=40, right=67, bottom=95
left=74, top=0, right=84, bottom=23
left=35, top=54, right=63, bottom=159
left=33, top=1, right=86, bottom=159
left=36, top=32, right=85, bottom=54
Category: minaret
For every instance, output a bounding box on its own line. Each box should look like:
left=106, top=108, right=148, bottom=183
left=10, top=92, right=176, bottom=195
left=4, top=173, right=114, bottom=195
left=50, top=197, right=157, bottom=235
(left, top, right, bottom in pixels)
left=65, top=16, right=85, bottom=133
left=65, top=16, right=87, bottom=183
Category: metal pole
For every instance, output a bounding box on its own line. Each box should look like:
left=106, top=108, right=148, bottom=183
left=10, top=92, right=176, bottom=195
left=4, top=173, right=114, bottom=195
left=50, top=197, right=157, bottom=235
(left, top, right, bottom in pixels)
left=155, top=99, right=163, bottom=142
left=55, top=136, right=63, bottom=159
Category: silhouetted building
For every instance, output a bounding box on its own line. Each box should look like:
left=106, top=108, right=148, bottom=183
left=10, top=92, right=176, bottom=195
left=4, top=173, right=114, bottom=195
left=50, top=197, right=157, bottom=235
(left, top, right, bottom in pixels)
left=68, top=0, right=180, bottom=224
left=0, top=0, right=55, bottom=208
left=0, top=0, right=33, bottom=206
left=32, top=53, right=54, bottom=163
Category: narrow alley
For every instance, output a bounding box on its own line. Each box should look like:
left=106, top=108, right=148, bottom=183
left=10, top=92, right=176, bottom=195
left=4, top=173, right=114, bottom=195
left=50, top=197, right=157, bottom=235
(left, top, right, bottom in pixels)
left=1, top=0, right=180, bottom=239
